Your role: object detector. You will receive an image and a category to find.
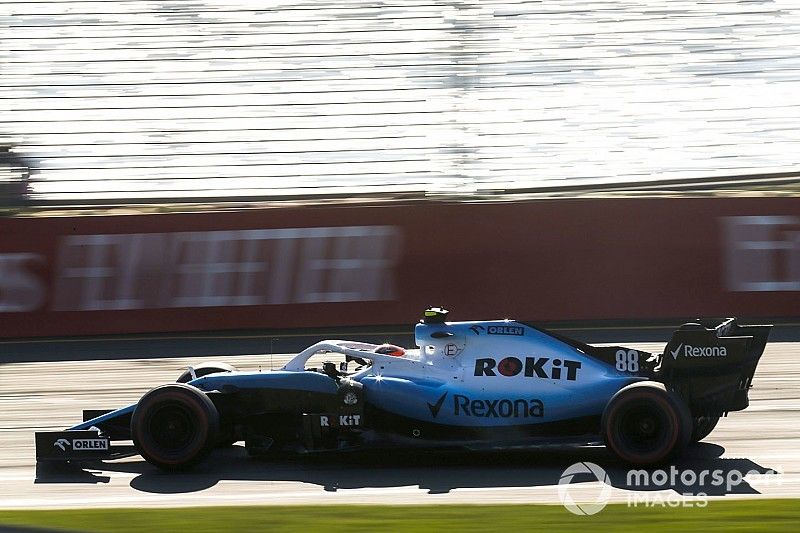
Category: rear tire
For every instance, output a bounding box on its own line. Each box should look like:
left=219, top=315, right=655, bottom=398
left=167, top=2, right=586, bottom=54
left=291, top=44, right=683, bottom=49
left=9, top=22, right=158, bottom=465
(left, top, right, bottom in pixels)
left=602, top=382, right=692, bottom=465
left=691, top=415, right=720, bottom=443
left=176, top=362, right=237, bottom=383
left=131, top=384, right=219, bottom=471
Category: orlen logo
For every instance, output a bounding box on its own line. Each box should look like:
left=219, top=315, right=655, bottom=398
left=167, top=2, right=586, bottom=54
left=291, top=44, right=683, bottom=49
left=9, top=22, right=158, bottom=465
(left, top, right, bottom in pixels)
left=474, top=357, right=582, bottom=381
left=487, top=325, right=524, bottom=336
left=670, top=344, right=728, bottom=360
left=73, top=439, right=109, bottom=450
left=454, top=394, right=544, bottom=418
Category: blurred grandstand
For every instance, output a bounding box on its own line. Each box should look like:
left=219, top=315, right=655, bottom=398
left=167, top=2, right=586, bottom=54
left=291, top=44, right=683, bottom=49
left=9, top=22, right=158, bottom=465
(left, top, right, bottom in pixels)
left=2, top=0, right=800, bottom=207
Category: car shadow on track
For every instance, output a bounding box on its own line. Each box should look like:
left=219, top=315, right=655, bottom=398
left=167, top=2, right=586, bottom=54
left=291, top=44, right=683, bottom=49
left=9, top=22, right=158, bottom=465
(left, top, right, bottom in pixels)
left=35, top=442, right=781, bottom=497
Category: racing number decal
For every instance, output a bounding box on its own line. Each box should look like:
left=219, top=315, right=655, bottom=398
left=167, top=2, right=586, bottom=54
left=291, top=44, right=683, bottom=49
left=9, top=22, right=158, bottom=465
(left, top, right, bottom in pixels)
left=615, top=349, right=639, bottom=372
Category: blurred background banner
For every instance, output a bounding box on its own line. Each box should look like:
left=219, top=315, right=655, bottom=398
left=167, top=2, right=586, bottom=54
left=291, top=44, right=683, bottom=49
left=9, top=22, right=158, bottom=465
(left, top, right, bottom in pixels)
left=3, top=1, right=800, bottom=204
left=3, top=1, right=800, bottom=338
left=0, top=197, right=798, bottom=338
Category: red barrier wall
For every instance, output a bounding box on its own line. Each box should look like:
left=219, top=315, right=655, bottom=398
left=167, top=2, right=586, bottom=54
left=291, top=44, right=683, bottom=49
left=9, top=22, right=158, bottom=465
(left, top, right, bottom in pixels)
left=1, top=198, right=798, bottom=338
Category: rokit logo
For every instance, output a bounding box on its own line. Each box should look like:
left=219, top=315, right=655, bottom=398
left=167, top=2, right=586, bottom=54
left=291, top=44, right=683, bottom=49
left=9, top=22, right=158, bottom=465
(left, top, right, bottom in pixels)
left=474, top=357, right=581, bottom=381
left=320, top=414, right=362, bottom=427
left=670, top=344, right=728, bottom=360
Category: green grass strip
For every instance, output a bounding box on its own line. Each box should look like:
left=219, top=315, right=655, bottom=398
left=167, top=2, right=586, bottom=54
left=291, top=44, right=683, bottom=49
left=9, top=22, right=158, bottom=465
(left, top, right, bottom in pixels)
left=0, top=500, right=798, bottom=532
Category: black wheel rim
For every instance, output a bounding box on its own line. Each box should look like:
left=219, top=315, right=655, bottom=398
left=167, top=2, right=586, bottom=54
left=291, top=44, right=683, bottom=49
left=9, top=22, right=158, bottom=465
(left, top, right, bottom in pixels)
left=148, top=402, right=196, bottom=452
left=616, top=401, right=670, bottom=454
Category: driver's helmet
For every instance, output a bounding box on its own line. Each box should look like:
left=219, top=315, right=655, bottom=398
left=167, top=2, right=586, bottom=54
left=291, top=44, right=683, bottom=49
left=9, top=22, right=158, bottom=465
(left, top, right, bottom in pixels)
left=374, top=344, right=406, bottom=357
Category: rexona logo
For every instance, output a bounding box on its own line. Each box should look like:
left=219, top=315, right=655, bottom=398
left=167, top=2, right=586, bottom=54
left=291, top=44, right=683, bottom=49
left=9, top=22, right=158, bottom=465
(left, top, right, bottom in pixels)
left=454, top=394, right=544, bottom=418
left=487, top=325, right=524, bottom=336
left=670, top=343, right=728, bottom=360
left=474, top=357, right=581, bottom=381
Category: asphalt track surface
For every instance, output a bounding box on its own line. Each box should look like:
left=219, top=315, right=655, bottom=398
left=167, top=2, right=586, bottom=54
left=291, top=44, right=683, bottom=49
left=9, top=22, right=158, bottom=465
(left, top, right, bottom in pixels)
left=1, top=337, right=799, bottom=509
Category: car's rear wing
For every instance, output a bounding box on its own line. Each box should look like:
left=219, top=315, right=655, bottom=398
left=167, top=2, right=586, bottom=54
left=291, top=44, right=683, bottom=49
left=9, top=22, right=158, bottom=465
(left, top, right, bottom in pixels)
left=659, top=318, right=772, bottom=416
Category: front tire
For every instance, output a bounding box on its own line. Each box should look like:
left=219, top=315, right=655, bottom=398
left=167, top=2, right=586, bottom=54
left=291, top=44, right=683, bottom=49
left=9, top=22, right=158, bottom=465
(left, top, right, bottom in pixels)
left=602, top=382, right=692, bottom=465
left=131, top=384, right=219, bottom=471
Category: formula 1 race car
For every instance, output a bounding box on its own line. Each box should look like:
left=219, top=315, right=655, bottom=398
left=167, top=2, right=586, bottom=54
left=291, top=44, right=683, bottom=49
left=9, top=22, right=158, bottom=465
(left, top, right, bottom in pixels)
left=35, top=308, right=771, bottom=469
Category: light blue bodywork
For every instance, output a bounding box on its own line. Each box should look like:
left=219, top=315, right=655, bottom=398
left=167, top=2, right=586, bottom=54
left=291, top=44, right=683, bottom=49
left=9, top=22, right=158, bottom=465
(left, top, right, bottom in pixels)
left=73, top=319, right=643, bottom=433
left=352, top=320, right=642, bottom=427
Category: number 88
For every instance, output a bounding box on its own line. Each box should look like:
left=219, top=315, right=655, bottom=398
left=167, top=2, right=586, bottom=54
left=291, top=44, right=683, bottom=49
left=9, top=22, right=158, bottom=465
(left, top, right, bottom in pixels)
left=615, top=349, right=639, bottom=372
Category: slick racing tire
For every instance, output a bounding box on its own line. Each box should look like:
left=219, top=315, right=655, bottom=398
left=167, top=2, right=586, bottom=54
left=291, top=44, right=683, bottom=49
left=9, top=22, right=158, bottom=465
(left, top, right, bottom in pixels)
left=132, top=384, right=219, bottom=471
left=691, top=415, right=720, bottom=443
left=176, top=362, right=237, bottom=383
left=602, top=382, right=692, bottom=466
left=176, top=364, right=238, bottom=448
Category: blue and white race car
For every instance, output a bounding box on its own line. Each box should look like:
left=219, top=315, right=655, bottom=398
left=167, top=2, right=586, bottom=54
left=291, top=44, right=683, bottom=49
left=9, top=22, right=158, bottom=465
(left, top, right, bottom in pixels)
left=35, top=308, right=770, bottom=469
